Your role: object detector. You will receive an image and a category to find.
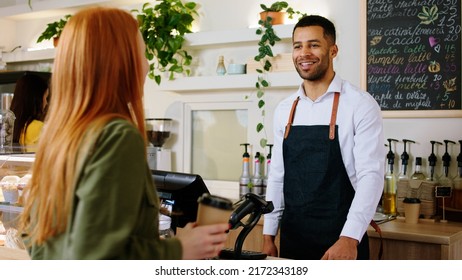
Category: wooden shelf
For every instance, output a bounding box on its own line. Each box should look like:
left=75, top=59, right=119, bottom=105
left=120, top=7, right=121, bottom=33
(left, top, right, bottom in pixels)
left=153, top=71, right=300, bottom=92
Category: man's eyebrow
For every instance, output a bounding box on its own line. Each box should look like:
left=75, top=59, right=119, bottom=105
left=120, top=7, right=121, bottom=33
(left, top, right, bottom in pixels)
left=293, top=39, right=322, bottom=45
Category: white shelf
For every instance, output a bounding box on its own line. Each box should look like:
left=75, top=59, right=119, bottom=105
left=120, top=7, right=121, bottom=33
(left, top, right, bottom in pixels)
left=2, top=24, right=294, bottom=64
left=2, top=48, right=55, bottom=63
left=153, top=71, right=300, bottom=92
left=0, top=0, right=146, bottom=19
left=0, top=154, right=35, bottom=163
left=184, top=24, right=294, bottom=48
left=0, top=204, right=23, bottom=214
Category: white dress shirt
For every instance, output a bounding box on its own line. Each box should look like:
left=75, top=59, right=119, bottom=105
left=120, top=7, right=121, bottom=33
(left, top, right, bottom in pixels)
left=263, top=74, right=385, bottom=242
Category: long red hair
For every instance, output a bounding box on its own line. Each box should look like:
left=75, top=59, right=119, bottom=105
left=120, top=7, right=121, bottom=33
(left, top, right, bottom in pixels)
left=21, top=7, right=147, bottom=245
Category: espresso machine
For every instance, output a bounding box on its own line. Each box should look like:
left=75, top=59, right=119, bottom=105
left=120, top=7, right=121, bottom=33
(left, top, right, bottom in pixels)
left=146, top=118, right=173, bottom=171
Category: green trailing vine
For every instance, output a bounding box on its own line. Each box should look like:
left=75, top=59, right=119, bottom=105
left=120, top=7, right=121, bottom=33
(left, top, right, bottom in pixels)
left=250, top=2, right=306, bottom=148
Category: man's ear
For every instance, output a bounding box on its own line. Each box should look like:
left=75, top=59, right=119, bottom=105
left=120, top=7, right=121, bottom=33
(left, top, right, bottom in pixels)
left=330, top=44, right=338, bottom=58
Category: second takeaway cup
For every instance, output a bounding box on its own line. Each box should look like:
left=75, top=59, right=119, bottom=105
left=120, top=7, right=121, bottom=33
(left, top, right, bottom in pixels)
left=403, top=197, right=421, bottom=224
left=197, top=193, right=233, bottom=226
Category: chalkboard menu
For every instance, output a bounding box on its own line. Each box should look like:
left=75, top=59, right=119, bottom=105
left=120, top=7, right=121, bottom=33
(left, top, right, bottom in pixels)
left=366, top=0, right=461, bottom=112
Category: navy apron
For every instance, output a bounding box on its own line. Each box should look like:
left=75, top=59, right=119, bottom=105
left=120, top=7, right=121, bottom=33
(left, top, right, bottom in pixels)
left=279, top=92, right=369, bottom=260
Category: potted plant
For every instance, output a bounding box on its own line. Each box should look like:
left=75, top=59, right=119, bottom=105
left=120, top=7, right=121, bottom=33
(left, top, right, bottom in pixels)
left=251, top=2, right=306, bottom=148
left=259, top=1, right=289, bottom=25
left=37, top=14, right=72, bottom=47
left=132, top=0, right=198, bottom=85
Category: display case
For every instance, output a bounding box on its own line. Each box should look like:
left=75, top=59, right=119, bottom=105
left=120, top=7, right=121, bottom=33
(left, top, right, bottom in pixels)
left=0, top=152, right=33, bottom=244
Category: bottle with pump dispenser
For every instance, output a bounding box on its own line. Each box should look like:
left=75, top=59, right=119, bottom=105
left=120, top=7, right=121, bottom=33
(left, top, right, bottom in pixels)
left=251, top=152, right=263, bottom=196
left=452, top=140, right=462, bottom=210
left=262, top=144, right=273, bottom=198
left=411, top=157, right=426, bottom=181
left=383, top=138, right=398, bottom=216
left=438, top=140, right=455, bottom=210
left=398, top=139, right=414, bottom=181
left=426, top=141, right=442, bottom=182
left=239, top=143, right=251, bottom=198
left=409, top=157, right=434, bottom=218
left=396, top=139, right=415, bottom=216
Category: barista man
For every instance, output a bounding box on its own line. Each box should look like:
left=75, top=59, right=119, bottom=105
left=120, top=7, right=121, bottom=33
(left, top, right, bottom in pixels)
left=262, top=15, right=384, bottom=260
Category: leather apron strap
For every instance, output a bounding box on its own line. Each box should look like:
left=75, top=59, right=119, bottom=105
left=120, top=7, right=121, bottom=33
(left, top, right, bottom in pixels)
left=284, top=97, right=300, bottom=139
left=329, top=92, right=340, bottom=140
left=369, top=220, right=384, bottom=260
left=284, top=92, right=340, bottom=140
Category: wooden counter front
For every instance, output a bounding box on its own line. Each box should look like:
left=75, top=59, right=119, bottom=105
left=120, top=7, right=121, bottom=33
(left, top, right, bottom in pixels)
left=368, top=218, right=462, bottom=260
left=0, top=247, right=29, bottom=260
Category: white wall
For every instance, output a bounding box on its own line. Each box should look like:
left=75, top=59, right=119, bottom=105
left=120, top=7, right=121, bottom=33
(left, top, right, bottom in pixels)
left=1, top=0, right=461, bottom=180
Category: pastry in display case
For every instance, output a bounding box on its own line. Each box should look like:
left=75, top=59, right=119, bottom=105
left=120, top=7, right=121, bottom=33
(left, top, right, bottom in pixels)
left=0, top=153, right=34, bottom=248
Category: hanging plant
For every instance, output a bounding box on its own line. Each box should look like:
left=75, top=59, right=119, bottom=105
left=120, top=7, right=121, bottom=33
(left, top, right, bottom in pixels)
left=132, top=0, right=198, bottom=85
left=250, top=2, right=306, bottom=148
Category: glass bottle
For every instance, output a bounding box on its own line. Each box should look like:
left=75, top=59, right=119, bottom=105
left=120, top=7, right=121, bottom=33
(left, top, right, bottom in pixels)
left=216, top=55, right=226, bottom=76
left=383, top=139, right=398, bottom=216
left=411, top=157, right=426, bottom=180
left=159, top=214, right=174, bottom=239
left=439, top=140, right=455, bottom=208
left=0, top=103, right=15, bottom=153
left=453, top=162, right=462, bottom=210
left=0, top=53, right=6, bottom=71
left=383, top=162, right=397, bottom=216
left=453, top=140, right=462, bottom=209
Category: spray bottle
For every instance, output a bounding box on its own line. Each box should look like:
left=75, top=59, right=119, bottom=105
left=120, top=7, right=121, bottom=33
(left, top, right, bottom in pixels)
left=251, top=152, right=263, bottom=196
left=262, top=144, right=273, bottom=198
left=383, top=138, right=398, bottom=216
left=239, top=143, right=251, bottom=198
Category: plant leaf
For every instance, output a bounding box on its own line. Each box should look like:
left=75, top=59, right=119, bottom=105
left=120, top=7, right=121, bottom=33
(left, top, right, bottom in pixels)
left=256, top=123, right=264, bottom=133
left=258, top=99, right=265, bottom=109
left=260, top=138, right=267, bottom=149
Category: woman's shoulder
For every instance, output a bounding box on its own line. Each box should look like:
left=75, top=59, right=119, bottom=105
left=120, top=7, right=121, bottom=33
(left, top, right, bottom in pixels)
left=27, top=120, right=44, bottom=130
left=97, top=118, right=143, bottom=146
left=103, top=118, right=136, bottom=131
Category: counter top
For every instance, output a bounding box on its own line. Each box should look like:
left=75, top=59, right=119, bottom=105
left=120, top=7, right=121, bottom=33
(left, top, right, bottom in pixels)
left=368, top=218, right=462, bottom=245
left=367, top=218, right=462, bottom=259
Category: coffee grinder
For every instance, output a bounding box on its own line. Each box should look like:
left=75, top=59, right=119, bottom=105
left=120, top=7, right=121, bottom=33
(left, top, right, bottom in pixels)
left=146, top=118, right=173, bottom=171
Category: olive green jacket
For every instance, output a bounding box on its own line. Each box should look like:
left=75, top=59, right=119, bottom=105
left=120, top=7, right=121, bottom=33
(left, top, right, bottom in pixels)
left=29, top=119, right=182, bottom=259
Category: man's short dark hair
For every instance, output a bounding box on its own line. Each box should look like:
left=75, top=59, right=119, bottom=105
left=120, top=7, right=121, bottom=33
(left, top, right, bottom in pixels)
left=293, top=15, right=336, bottom=44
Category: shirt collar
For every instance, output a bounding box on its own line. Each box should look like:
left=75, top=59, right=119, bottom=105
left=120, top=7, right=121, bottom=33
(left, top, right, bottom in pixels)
left=296, top=73, right=343, bottom=101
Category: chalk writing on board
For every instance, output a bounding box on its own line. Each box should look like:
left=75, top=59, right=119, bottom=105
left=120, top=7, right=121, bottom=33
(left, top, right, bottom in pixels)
left=366, top=0, right=461, bottom=111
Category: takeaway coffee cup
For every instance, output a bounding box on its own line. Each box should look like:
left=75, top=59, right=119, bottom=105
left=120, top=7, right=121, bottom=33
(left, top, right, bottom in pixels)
left=196, top=193, right=233, bottom=226
left=403, top=198, right=421, bottom=224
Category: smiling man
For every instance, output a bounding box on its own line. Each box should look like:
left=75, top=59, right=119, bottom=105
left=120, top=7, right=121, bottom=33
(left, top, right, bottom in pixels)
left=262, top=15, right=385, bottom=260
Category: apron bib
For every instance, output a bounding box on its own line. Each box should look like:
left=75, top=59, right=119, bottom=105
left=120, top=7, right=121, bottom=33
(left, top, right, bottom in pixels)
left=279, top=92, right=369, bottom=260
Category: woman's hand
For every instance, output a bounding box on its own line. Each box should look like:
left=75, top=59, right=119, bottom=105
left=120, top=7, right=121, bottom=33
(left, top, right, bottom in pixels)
left=177, top=222, right=229, bottom=260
